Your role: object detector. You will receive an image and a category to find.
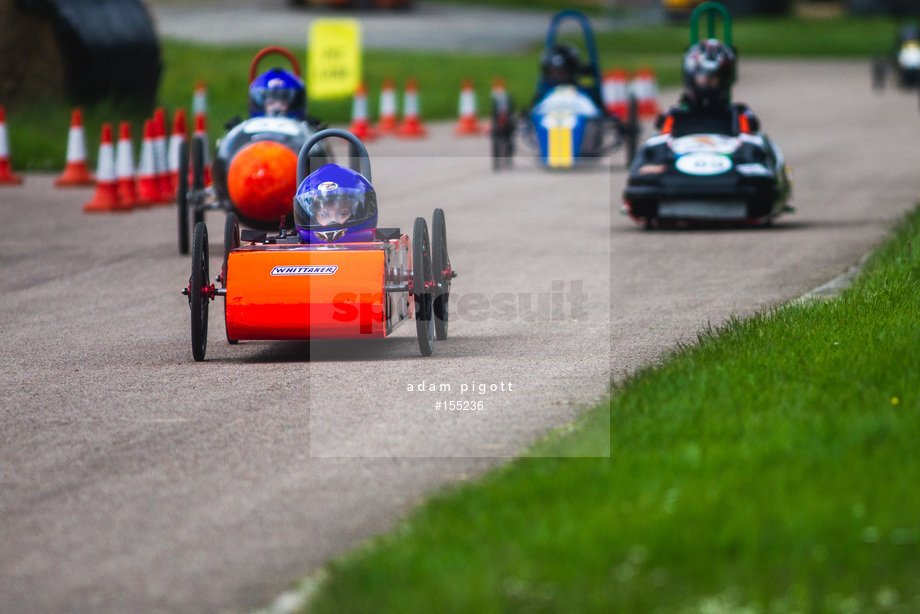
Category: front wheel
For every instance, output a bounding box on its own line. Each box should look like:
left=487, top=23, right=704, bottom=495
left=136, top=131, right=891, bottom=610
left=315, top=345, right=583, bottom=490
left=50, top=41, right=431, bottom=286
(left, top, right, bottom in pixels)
left=191, top=136, right=206, bottom=228
left=189, top=221, right=210, bottom=361
left=431, top=208, right=451, bottom=341
left=490, top=93, right=514, bottom=171
left=624, top=94, right=639, bottom=168
left=412, top=217, right=434, bottom=357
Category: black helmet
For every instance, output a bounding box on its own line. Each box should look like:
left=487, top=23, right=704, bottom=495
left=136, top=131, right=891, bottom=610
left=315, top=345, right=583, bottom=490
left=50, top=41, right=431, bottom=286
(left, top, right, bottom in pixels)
left=541, top=44, right=581, bottom=86
left=682, top=38, right=736, bottom=108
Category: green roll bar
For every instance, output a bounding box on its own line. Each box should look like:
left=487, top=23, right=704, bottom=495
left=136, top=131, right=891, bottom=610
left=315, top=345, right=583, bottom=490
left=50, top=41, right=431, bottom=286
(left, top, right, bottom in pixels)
left=690, top=1, right=732, bottom=47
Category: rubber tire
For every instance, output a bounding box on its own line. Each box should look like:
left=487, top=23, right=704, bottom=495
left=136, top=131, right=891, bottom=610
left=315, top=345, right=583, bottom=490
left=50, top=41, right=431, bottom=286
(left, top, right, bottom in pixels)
left=190, top=221, right=209, bottom=362
left=223, top=212, right=240, bottom=345
left=177, top=139, right=190, bottom=255
left=872, top=56, right=886, bottom=91
left=490, top=94, right=512, bottom=171
left=412, top=217, right=434, bottom=357
left=431, top=208, right=450, bottom=341
left=625, top=94, right=639, bottom=168
left=192, top=136, right=206, bottom=228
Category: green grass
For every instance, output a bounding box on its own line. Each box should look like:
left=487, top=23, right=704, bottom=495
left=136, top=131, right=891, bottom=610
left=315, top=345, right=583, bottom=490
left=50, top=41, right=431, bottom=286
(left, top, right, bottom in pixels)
left=3, top=15, right=903, bottom=171
left=302, top=207, right=920, bottom=613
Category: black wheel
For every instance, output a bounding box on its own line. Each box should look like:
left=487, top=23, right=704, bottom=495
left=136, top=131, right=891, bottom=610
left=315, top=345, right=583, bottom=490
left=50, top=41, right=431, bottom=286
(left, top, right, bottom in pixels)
left=189, top=221, right=210, bottom=362
left=192, top=136, right=206, bottom=228
left=872, top=57, right=886, bottom=91
left=177, top=140, right=190, bottom=255
left=222, top=212, right=240, bottom=345
left=412, top=216, right=434, bottom=357
left=431, top=208, right=451, bottom=341
left=625, top=94, right=639, bottom=167
left=490, top=93, right=513, bottom=171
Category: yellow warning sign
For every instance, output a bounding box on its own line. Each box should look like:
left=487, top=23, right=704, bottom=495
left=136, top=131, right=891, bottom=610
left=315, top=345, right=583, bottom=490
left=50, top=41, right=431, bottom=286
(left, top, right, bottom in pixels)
left=308, top=19, right=362, bottom=100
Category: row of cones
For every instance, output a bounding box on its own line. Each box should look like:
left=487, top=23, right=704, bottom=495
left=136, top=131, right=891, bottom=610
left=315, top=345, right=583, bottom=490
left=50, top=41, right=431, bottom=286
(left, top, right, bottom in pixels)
left=348, top=77, right=428, bottom=141
left=602, top=67, right=660, bottom=121
left=80, top=108, right=210, bottom=213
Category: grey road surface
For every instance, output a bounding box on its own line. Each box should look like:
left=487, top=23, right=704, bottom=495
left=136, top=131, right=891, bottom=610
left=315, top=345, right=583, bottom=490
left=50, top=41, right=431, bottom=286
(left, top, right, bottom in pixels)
left=2, top=60, right=919, bottom=613
left=147, top=0, right=581, bottom=51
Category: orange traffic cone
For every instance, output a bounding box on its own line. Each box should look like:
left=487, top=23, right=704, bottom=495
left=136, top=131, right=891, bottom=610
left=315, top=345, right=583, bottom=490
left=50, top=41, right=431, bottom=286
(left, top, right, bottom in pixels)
left=55, top=108, right=94, bottom=187
left=0, top=106, right=23, bottom=185
left=348, top=81, right=377, bottom=142
left=136, top=119, right=162, bottom=205
left=376, top=78, right=398, bottom=135
left=633, top=67, right=660, bottom=120
left=193, top=80, right=208, bottom=116
left=397, top=78, right=427, bottom=139
left=83, top=123, right=122, bottom=213
left=454, top=78, right=482, bottom=136
left=115, top=121, right=138, bottom=210
left=152, top=108, right=172, bottom=202
left=192, top=112, right=212, bottom=186
left=603, top=69, right=630, bottom=120
left=168, top=109, right=188, bottom=192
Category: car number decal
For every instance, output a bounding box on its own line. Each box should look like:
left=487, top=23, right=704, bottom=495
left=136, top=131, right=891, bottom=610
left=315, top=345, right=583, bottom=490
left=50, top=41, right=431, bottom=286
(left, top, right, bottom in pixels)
left=675, top=152, right=732, bottom=176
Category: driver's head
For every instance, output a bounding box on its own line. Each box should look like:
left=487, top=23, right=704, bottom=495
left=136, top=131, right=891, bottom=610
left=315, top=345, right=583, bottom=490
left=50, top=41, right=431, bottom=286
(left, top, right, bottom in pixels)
left=293, top=164, right=378, bottom=244
left=248, top=68, right=306, bottom=119
left=541, top=44, right=581, bottom=86
left=682, top=38, right=736, bottom=108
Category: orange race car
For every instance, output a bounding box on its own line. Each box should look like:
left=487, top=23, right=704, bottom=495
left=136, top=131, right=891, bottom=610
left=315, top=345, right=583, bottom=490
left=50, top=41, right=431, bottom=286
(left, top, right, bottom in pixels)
left=182, top=129, right=455, bottom=361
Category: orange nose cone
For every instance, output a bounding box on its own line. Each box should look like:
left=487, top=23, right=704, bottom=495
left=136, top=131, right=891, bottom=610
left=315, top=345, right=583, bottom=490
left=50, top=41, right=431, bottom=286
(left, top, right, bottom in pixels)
left=227, top=141, right=299, bottom=223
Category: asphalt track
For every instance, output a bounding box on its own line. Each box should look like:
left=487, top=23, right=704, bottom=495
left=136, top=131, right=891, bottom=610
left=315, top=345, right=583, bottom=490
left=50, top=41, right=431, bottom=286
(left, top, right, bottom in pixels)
left=2, top=60, right=920, bottom=613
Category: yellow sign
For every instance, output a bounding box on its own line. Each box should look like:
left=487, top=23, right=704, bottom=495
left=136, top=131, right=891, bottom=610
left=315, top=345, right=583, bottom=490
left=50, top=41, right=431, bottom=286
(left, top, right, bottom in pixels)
left=308, top=19, right=362, bottom=100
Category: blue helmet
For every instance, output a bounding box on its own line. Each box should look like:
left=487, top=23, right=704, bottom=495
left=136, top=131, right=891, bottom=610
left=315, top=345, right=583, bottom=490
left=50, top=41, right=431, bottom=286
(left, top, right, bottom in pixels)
left=249, top=68, right=306, bottom=119
left=294, top=164, right=377, bottom=244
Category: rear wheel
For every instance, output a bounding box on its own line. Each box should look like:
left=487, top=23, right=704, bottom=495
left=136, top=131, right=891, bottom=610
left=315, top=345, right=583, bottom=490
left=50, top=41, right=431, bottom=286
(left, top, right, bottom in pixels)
left=431, top=208, right=451, bottom=341
left=192, top=136, right=206, bottom=228
left=490, top=93, right=513, bottom=171
left=177, top=140, right=190, bottom=255
left=412, top=217, right=434, bottom=357
left=189, top=222, right=210, bottom=361
left=223, top=212, right=240, bottom=345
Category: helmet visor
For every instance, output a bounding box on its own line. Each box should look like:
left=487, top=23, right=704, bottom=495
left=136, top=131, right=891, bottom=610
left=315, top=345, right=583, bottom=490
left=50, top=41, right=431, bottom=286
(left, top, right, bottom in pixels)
left=295, top=184, right=376, bottom=229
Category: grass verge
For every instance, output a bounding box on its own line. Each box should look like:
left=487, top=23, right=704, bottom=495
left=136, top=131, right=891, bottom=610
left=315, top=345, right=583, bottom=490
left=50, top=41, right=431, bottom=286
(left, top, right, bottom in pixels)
left=3, top=15, right=901, bottom=171
left=301, top=206, right=920, bottom=613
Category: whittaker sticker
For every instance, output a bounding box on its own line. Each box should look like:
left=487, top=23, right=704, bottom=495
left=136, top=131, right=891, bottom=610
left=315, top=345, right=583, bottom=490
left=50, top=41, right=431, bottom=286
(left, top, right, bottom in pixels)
left=270, top=265, right=338, bottom=276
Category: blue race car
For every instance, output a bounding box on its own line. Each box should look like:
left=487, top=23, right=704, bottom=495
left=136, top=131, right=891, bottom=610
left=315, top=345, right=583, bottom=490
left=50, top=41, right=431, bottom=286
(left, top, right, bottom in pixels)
left=490, top=10, right=638, bottom=170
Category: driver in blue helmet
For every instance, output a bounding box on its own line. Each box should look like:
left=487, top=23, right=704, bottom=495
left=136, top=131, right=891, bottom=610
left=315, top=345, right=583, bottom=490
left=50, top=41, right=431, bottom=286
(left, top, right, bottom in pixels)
left=294, top=164, right=378, bottom=244
left=655, top=38, right=759, bottom=138
left=248, top=68, right=307, bottom=119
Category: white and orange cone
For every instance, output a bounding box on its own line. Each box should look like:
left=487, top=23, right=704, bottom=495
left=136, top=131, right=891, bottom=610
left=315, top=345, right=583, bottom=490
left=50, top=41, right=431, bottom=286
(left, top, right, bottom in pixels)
left=397, top=78, right=427, bottom=139
left=152, top=108, right=172, bottom=203
left=55, top=108, right=94, bottom=187
left=454, top=78, right=482, bottom=136
left=193, top=112, right=212, bottom=186
left=602, top=69, right=630, bottom=120
left=167, top=108, right=188, bottom=194
left=136, top=119, right=162, bottom=205
left=83, top=123, right=121, bottom=213
left=632, top=67, right=660, bottom=120
left=348, top=81, right=377, bottom=142
left=192, top=80, right=208, bottom=117
left=0, top=106, right=23, bottom=185
left=115, top=121, right=138, bottom=210
left=376, top=78, right=398, bottom=135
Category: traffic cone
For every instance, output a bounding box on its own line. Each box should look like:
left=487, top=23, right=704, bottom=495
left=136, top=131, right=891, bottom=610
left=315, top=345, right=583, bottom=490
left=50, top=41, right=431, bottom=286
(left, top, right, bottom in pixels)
left=397, top=78, right=427, bottom=139
left=167, top=109, right=188, bottom=194
left=454, top=78, right=482, bottom=136
left=602, top=69, right=630, bottom=120
left=193, top=112, right=212, bottom=186
left=136, top=119, right=162, bottom=205
left=376, top=78, right=398, bottom=135
left=348, top=81, right=377, bottom=141
left=55, top=108, right=94, bottom=187
left=83, top=123, right=121, bottom=213
left=632, top=67, right=660, bottom=120
left=152, top=108, right=172, bottom=202
left=192, top=80, right=208, bottom=116
left=0, top=106, right=23, bottom=185
left=115, top=121, right=138, bottom=210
